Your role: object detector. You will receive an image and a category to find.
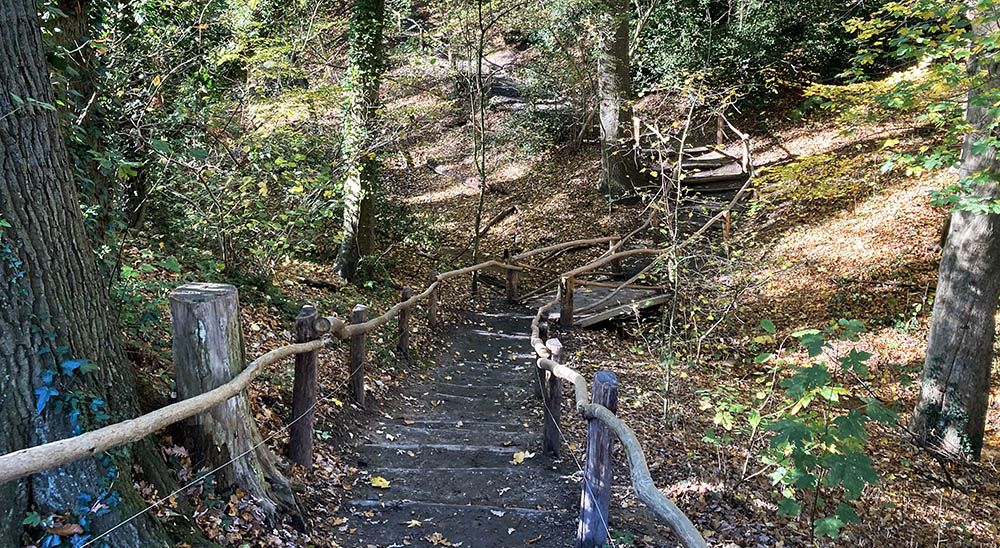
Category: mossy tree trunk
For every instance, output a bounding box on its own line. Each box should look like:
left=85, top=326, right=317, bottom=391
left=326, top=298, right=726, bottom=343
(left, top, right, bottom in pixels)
left=336, top=0, right=386, bottom=282
left=0, top=1, right=169, bottom=544
left=912, top=6, right=1000, bottom=460
left=594, top=0, right=639, bottom=198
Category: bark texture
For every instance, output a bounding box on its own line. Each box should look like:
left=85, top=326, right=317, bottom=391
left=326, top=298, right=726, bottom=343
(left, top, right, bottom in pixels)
left=335, top=0, right=386, bottom=282
left=169, top=283, right=300, bottom=521
left=0, top=0, right=164, bottom=544
left=912, top=7, right=1000, bottom=459
left=595, top=0, right=639, bottom=198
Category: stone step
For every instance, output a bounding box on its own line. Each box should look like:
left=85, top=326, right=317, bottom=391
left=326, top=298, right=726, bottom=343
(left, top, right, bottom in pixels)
left=337, top=499, right=576, bottom=548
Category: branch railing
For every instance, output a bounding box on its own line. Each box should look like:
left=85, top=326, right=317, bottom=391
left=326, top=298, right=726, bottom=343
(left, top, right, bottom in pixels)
left=0, top=231, right=711, bottom=547
left=527, top=244, right=707, bottom=548
left=0, top=236, right=629, bottom=485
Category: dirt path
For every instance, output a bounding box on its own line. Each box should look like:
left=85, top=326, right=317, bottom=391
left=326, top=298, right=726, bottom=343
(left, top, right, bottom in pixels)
left=333, top=306, right=579, bottom=547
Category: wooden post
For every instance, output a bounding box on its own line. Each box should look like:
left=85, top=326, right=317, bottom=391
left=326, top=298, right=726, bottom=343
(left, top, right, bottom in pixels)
left=609, top=238, right=622, bottom=275
left=169, top=283, right=298, bottom=520
left=723, top=210, right=732, bottom=241
left=349, top=304, right=369, bottom=407
left=535, top=321, right=548, bottom=399
left=428, top=270, right=440, bottom=329
left=560, top=276, right=574, bottom=328
left=506, top=267, right=519, bottom=302
left=397, top=287, right=412, bottom=359
left=543, top=338, right=564, bottom=457
left=290, top=305, right=319, bottom=469
left=716, top=112, right=725, bottom=146
left=577, top=371, right=619, bottom=548
left=505, top=251, right=520, bottom=303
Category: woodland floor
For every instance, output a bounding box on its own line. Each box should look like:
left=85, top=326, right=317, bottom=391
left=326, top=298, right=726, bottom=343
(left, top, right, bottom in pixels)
left=128, top=52, right=1000, bottom=547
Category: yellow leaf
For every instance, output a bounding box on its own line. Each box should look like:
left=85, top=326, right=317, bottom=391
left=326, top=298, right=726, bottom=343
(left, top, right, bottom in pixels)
left=370, top=476, right=390, bottom=489
left=405, top=519, right=422, bottom=528
left=510, top=450, right=535, bottom=465
left=152, top=75, right=162, bottom=86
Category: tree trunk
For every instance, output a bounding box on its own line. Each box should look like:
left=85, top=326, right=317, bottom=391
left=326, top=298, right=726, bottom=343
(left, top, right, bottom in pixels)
left=169, top=284, right=301, bottom=522
left=595, top=0, right=639, bottom=198
left=0, top=1, right=167, bottom=544
left=912, top=7, right=1000, bottom=460
left=335, top=0, right=386, bottom=282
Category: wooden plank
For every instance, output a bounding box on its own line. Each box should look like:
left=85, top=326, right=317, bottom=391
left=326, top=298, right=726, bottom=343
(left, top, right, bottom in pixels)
left=575, top=294, right=672, bottom=328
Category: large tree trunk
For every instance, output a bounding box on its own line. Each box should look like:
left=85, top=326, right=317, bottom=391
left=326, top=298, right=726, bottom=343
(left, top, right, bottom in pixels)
left=0, top=0, right=169, bottom=544
left=595, top=0, right=639, bottom=198
left=912, top=7, right=1000, bottom=460
left=335, top=0, right=386, bottom=282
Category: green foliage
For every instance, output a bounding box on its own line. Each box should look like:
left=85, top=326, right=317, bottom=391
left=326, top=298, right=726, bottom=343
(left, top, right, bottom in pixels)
left=631, top=0, right=888, bottom=106
left=753, top=320, right=898, bottom=539
left=818, top=0, right=1000, bottom=210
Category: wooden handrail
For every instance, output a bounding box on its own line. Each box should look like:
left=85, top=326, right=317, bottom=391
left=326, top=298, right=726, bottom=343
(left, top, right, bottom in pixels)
left=512, top=236, right=618, bottom=262
left=536, top=358, right=706, bottom=548
left=0, top=339, right=327, bottom=485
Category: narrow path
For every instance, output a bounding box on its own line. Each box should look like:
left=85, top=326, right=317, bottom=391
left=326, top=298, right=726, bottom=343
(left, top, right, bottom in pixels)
left=336, top=307, right=579, bottom=547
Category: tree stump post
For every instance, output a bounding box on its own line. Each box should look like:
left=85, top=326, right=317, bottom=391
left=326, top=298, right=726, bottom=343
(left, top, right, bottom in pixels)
left=428, top=270, right=440, bottom=329
left=398, top=287, right=412, bottom=360
left=651, top=211, right=662, bottom=245
left=577, top=371, right=619, bottom=548
left=560, top=276, right=574, bottom=328
left=169, top=283, right=300, bottom=522
left=543, top=338, right=564, bottom=457
left=290, top=305, right=319, bottom=469
left=350, top=304, right=369, bottom=407
left=534, top=321, right=549, bottom=399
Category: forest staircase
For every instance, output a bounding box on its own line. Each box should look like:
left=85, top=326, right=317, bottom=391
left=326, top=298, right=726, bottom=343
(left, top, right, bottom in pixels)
left=337, top=308, right=578, bottom=547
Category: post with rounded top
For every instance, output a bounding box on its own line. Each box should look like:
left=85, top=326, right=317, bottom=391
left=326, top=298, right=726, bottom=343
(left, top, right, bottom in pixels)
left=398, top=287, right=412, bottom=360
left=349, top=304, right=369, bottom=407
left=290, top=305, right=319, bottom=468
left=577, top=371, right=619, bottom=548
left=542, top=338, right=564, bottom=457
left=535, top=321, right=549, bottom=399
left=427, top=270, right=440, bottom=329
left=560, top=276, right=574, bottom=328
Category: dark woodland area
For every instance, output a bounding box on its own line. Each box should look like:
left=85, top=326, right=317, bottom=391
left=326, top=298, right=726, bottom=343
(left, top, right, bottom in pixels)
left=1, top=0, right=999, bottom=546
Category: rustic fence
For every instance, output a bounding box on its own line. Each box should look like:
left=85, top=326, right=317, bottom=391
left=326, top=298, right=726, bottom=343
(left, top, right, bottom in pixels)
left=0, top=234, right=710, bottom=547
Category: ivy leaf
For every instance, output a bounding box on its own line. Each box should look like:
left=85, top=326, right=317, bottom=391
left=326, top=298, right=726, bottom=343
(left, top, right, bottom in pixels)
left=760, top=319, right=776, bottom=334
left=22, top=512, right=41, bottom=527
left=34, top=386, right=59, bottom=414
left=814, top=516, right=845, bottom=538
left=60, top=359, right=89, bottom=376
